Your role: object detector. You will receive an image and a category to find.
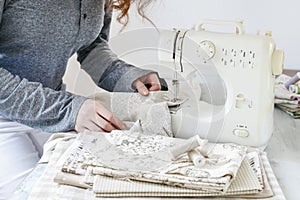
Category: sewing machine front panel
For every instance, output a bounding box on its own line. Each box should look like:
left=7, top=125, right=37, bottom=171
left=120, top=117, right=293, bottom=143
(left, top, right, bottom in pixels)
left=159, top=27, right=278, bottom=147
left=191, top=30, right=275, bottom=147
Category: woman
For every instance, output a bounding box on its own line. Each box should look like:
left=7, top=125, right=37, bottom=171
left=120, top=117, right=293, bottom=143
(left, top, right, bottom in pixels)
left=0, top=0, right=161, bottom=198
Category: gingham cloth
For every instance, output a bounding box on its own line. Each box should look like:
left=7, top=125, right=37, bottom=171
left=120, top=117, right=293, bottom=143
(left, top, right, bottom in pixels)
left=90, top=159, right=261, bottom=197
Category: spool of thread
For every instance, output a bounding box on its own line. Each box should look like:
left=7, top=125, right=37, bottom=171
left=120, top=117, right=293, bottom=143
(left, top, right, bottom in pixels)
left=284, top=72, right=300, bottom=89
left=169, top=135, right=207, bottom=160
left=289, top=84, right=300, bottom=94
left=188, top=149, right=206, bottom=167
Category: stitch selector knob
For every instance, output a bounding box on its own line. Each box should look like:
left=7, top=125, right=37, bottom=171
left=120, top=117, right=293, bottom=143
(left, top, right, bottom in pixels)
left=198, top=40, right=216, bottom=60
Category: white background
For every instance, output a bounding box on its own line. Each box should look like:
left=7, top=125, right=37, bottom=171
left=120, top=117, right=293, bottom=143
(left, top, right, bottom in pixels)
left=111, top=0, right=300, bottom=70
left=65, top=0, right=300, bottom=94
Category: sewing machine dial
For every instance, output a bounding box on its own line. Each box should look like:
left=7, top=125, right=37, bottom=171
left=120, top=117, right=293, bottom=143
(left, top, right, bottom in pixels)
left=198, top=40, right=216, bottom=61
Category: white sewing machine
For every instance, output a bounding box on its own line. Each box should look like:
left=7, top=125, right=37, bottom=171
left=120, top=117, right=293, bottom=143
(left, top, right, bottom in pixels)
left=157, top=20, right=284, bottom=148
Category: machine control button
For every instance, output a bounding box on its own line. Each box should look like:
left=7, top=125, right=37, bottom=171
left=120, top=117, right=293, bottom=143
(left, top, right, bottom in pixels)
left=271, top=49, right=284, bottom=75
left=233, top=129, right=249, bottom=137
left=199, top=40, right=216, bottom=60
left=235, top=94, right=246, bottom=108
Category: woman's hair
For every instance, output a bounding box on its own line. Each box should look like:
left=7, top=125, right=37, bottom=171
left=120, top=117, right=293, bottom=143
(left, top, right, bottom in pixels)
left=107, top=0, right=154, bottom=27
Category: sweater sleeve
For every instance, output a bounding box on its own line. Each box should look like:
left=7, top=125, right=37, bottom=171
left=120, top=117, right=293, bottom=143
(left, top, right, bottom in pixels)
left=77, top=10, right=155, bottom=92
left=0, top=68, right=87, bottom=132
left=0, top=2, right=86, bottom=132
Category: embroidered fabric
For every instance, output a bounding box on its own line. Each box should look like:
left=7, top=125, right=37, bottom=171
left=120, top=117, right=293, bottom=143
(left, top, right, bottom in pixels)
left=60, top=131, right=247, bottom=192
left=20, top=132, right=282, bottom=200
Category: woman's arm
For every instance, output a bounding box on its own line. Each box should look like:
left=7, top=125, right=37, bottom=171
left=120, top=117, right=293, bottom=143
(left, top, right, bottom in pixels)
left=77, top=10, right=157, bottom=93
left=0, top=68, right=87, bottom=132
left=0, top=67, right=126, bottom=133
left=0, top=2, right=87, bottom=132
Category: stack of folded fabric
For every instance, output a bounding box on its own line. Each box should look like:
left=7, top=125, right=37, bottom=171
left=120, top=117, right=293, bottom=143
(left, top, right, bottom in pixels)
left=25, top=130, right=284, bottom=199
left=49, top=130, right=267, bottom=198
left=275, top=74, right=300, bottom=118
left=23, top=130, right=280, bottom=200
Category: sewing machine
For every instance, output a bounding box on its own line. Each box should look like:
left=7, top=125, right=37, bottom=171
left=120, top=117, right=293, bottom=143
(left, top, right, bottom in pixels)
left=157, top=20, right=284, bottom=148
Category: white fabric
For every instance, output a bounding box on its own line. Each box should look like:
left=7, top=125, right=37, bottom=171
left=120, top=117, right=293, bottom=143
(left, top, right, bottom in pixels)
left=91, top=91, right=175, bottom=137
left=58, top=131, right=247, bottom=193
left=17, top=132, right=279, bottom=200
left=0, top=116, right=51, bottom=200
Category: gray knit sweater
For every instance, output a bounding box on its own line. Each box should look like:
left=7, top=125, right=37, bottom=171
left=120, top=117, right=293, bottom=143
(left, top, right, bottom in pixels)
left=0, top=0, right=153, bottom=132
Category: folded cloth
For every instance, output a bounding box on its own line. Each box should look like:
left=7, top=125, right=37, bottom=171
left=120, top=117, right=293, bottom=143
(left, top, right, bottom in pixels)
left=91, top=158, right=262, bottom=197
left=55, top=144, right=267, bottom=198
left=275, top=74, right=300, bottom=118
left=53, top=135, right=262, bottom=197
left=276, top=105, right=300, bottom=118
left=23, top=132, right=286, bottom=200
left=39, top=132, right=77, bottom=163
left=54, top=152, right=279, bottom=199
left=59, top=131, right=247, bottom=193
left=275, top=85, right=300, bottom=103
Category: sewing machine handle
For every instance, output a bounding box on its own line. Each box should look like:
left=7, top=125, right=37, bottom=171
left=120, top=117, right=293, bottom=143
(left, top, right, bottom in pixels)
left=194, top=19, right=245, bottom=35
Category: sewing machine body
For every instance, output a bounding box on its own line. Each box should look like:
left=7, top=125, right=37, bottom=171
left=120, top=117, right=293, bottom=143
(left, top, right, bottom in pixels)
left=158, top=20, right=284, bottom=148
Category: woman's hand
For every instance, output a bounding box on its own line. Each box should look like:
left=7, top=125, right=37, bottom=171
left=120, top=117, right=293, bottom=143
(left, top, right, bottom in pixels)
left=75, top=99, right=126, bottom=132
left=133, top=72, right=161, bottom=96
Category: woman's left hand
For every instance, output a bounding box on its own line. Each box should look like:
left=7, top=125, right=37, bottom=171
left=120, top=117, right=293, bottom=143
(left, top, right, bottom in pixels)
left=133, top=72, right=161, bottom=96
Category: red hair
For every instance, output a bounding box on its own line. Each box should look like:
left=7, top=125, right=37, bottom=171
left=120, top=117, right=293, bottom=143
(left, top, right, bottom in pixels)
left=107, top=0, right=154, bottom=27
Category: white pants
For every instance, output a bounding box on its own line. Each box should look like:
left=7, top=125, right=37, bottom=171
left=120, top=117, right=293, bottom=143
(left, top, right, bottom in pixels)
left=0, top=116, right=52, bottom=199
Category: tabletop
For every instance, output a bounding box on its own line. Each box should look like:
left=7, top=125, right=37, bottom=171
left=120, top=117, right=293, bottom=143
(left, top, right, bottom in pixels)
left=265, top=108, right=300, bottom=200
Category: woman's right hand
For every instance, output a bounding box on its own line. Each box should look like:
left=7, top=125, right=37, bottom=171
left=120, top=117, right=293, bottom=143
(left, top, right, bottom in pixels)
left=75, top=99, right=126, bottom=132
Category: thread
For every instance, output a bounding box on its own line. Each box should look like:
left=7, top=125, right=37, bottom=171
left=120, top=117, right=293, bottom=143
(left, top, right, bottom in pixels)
left=284, top=72, right=300, bottom=89
left=289, top=84, right=300, bottom=94
left=188, top=149, right=206, bottom=167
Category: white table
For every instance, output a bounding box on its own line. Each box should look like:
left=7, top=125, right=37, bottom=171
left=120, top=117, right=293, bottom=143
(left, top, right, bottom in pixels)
left=266, top=108, right=300, bottom=200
